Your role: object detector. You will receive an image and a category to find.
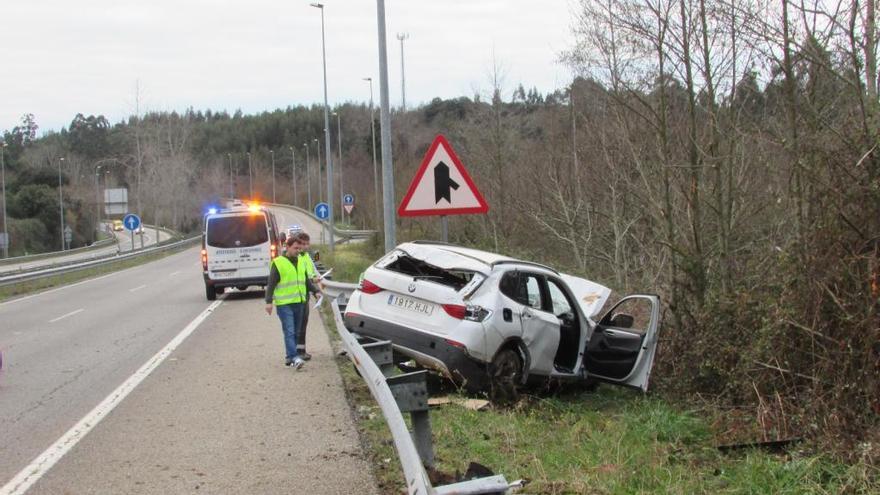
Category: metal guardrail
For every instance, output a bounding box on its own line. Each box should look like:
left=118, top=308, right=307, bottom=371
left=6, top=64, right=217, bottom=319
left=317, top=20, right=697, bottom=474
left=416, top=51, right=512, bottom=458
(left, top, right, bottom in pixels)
left=326, top=281, right=518, bottom=495
left=0, top=235, right=200, bottom=287
left=262, top=202, right=376, bottom=240
left=0, top=238, right=117, bottom=266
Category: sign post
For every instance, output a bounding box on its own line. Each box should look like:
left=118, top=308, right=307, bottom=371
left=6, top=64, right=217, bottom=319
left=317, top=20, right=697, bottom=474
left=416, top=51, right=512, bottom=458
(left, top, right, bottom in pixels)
left=123, top=213, right=141, bottom=251
left=398, top=135, right=488, bottom=242
left=314, top=202, right=330, bottom=244
left=343, top=194, right=355, bottom=224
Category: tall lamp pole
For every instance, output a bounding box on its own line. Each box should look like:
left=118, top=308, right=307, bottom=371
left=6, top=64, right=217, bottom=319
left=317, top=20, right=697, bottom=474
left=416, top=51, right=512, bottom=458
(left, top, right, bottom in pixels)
left=396, top=33, right=409, bottom=112
left=376, top=0, right=397, bottom=251
left=314, top=138, right=323, bottom=203
left=310, top=2, right=335, bottom=250
left=363, top=77, right=380, bottom=227
left=270, top=150, right=276, bottom=203
left=247, top=151, right=253, bottom=198
left=58, top=157, right=66, bottom=251
left=303, top=143, right=312, bottom=207
left=289, top=146, right=297, bottom=207
left=227, top=153, right=233, bottom=198
left=333, top=111, right=344, bottom=224
left=1, top=142, right=8, bottom=258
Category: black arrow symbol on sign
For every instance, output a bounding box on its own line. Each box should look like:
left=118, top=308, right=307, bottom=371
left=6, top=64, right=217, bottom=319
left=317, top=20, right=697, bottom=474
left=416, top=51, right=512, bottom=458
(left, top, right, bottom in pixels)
left=434, top=161, right=460, bottom=204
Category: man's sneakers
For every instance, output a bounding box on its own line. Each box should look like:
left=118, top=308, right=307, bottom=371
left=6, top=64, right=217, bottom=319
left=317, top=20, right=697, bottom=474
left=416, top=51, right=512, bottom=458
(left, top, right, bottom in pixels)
left=291, top=357, right=305, bottom=370
left=300, top=352, right=312, bottom=361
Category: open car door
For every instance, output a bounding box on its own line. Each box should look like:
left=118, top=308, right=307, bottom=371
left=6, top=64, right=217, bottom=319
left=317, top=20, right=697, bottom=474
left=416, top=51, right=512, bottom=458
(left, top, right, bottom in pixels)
left=583, top=295, right=661, bottom=391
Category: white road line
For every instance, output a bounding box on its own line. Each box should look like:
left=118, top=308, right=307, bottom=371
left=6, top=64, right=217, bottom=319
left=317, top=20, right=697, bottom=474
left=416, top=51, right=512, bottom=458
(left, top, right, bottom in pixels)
left=129, top=284, right=147, bottom=292
left=169, top=271, right=180, bottom=277
left=48, top=309, right=84, bottom=323
left=0, top=298, right=224, bottom=495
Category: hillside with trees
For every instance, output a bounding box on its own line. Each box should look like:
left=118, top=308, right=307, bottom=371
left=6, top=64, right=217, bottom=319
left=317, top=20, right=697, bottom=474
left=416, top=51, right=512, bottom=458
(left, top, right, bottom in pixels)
left=2, top=0, right=877, bottom=464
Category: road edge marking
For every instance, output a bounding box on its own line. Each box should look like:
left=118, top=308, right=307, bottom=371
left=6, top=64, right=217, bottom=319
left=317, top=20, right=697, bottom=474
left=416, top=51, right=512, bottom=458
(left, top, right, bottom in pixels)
left=48, top=308, right=84, bottom=323
left=0, top=298, right=224, bottom=495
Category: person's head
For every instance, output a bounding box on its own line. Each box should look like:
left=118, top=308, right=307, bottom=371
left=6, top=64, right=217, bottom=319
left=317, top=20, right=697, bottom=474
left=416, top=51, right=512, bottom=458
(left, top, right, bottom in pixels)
left=284, top=235, right=303, bottom=257
left=295, top=232, right=311, bottom=251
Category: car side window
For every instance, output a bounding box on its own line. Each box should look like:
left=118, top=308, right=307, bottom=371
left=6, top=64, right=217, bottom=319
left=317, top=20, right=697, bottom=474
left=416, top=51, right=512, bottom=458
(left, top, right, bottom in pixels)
left=499, top=271, right=543, bottom=310
left=546, top=279, right=574, bottom=318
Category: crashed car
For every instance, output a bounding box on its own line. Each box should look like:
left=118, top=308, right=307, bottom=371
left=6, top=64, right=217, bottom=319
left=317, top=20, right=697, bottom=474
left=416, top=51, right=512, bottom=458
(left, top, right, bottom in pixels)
left=343, top=241, right=661, bottom=397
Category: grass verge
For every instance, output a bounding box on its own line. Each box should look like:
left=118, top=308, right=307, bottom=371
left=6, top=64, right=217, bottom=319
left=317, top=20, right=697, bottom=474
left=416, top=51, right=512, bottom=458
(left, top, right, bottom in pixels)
left=318, top=241, right=879, bottom=494
left=0, top=245, right=193, bottom=303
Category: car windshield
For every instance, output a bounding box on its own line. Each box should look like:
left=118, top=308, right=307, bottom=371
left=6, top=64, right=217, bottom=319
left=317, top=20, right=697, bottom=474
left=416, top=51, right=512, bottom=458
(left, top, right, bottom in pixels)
left=206, top=215, right=268, bottom=248
left=383, top=253, right=475, bottom=291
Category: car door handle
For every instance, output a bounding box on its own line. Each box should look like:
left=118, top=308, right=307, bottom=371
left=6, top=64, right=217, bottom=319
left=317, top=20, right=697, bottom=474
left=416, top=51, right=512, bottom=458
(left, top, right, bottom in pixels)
left=603, top=329, right=619, bottom=337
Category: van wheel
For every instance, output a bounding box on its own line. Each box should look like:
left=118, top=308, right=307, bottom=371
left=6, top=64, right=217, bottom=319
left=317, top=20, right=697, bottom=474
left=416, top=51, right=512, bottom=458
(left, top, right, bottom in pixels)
left=205, top=284, right=216, bottom=301
left=489, top=348, right=523, bottom=405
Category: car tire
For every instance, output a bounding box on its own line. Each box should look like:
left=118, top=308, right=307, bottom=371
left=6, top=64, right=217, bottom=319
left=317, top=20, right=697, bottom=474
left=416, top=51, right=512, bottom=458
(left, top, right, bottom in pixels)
left=489, top=348, right=523, bottom=404
left=205, top=284, right=216, bottom=301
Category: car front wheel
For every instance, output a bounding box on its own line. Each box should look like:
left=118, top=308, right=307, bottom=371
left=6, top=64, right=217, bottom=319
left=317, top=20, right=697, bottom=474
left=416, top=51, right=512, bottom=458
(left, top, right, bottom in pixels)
left=489, top=348, right=523, bottom=404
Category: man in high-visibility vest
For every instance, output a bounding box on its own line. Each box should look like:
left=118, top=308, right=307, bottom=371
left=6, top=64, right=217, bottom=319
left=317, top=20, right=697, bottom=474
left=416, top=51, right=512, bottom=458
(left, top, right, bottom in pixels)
left=264, top=235, right=309, bottom=369
left=293, top=231, right=323, bottom=361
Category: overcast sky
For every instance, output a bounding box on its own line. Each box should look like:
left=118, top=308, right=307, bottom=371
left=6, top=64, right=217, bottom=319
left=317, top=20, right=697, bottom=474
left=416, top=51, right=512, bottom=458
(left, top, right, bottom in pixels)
left=2, top=0, right=576, bottom=135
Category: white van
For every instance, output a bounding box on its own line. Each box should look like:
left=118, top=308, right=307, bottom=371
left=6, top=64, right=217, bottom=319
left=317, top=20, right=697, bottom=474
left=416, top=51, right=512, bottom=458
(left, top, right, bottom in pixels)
left=201, top=204, right=281, bottom=300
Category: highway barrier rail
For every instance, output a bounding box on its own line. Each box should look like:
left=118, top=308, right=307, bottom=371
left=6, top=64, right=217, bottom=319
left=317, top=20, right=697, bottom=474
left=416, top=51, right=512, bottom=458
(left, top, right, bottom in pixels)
left=261, top=202, right=376, bottom=242
left=0, top=238, right=116, bottom=267
left=325, top=280, right=520, bottom=495
left=0, top=235, right=200, bottom=288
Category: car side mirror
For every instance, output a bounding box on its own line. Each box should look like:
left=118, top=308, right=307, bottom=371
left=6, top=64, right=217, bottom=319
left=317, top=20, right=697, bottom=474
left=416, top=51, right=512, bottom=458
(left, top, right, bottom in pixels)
left=608, top=312, right=634, bottom=329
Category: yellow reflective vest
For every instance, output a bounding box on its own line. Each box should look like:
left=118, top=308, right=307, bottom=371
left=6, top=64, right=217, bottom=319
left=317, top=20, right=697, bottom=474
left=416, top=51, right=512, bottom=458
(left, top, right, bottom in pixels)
left=272, top=255, right=307, bottom=305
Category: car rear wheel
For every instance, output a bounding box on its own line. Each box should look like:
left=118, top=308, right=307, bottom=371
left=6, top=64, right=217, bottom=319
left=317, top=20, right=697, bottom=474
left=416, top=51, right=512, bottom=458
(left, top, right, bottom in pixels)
left=205, top=284, right=216, bottom=301
left=489, top=348, right=523, bottom=404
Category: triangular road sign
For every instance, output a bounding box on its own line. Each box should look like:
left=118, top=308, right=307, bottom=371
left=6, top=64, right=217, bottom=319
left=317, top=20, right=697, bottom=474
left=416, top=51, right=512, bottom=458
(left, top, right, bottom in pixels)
left=398, top=135, right=489, bottom=217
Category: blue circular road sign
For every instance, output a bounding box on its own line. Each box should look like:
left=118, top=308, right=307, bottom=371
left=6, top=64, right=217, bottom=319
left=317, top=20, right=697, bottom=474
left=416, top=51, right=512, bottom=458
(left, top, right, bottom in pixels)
left=122, top=213, right=141, bottom=231
left=314, top=202, right=330, bottom=220
left=343, top=194, right=355, bottom=206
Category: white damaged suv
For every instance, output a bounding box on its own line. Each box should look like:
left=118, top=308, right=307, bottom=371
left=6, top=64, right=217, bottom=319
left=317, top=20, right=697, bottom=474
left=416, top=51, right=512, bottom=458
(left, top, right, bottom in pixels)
left=343, top=241, right=661, bottom=396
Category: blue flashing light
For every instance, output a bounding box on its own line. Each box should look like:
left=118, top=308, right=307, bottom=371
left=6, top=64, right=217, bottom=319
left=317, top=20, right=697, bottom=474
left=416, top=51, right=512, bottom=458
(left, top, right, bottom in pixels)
left=208, top=208, right=218, bottom=215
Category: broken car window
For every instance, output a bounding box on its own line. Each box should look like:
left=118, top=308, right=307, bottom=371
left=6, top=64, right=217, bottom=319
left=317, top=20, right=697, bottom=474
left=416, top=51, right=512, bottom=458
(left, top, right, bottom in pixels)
left=384, top=254, right=474, bottom=291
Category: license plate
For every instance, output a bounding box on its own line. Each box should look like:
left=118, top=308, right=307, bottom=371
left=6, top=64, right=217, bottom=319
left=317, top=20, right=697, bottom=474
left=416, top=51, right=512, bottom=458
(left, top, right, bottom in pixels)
left=387, top=295, right=434, bottom=316
left=211, top=270, right=235, bottom=278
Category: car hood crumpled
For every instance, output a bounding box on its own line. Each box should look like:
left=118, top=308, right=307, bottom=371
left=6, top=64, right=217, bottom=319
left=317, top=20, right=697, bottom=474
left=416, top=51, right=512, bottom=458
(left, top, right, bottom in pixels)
left=560, top=274, right=612, bottom=319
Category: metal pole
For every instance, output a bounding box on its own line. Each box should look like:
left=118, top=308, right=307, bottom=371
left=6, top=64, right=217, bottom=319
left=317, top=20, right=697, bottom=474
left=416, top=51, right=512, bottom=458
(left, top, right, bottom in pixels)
left=1, top=143, right=8, bottom=258
left=376, top=0, right=396, bottom=251
left=247, top=152, right=253, bottom=198
left=312, top=2, right=335, bottom=251
left=228, top=153, right=233, bottom=199
left=270, top=150, right=276, bottom=203
left=58, top=157, right=66, bottom=251
left=290, top=146, right=296, bottom=206
left=397, top=33, right=409, bottom=112
left=304, top=143, right=312, bottom=207
left=335, top=112, right=344, bottom=224
left=315, top=138, right=323, bottom=203
left=94, top=165, right=101, bottom=245
left=364, top=77, right=381, bottom=228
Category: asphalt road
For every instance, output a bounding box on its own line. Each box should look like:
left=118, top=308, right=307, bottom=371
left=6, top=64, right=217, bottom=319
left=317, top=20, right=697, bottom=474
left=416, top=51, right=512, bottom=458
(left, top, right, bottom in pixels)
left=268, top=205, right=327, bottom=242
left=0, top=226, right=173, bottom=276
left=0, top=247, right=376, bottom=494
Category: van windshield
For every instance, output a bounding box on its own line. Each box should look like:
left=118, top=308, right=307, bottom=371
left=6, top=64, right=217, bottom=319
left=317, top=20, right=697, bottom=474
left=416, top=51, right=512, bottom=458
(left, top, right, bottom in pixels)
left=206, top=215, right=268, bottom=248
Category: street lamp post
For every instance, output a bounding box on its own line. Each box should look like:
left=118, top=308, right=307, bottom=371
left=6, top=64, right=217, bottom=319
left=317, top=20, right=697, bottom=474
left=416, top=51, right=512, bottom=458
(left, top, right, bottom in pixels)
left=289, top=146, right=297, bottom=207
left=247, top=152, right=253, bottom=198
left=303, top=143, right=312, bottom=207
left=314, top=138, right=323, bottom=204
left=1, top=142, right=8, bottom=258
left=228, top=153, right=233, bottom=198
left=270, top=150, right=276, bottom=203
left=363, top=77, right=380, bottom=227
left=396, top=33, right=409, bottom=112
left=310, top=2, right=335, bottom=251
left=58, top=157, right=66, bottom=250
left=334, top=111, right=344, bottom=224
left=376, top=0, right=397, bottom=251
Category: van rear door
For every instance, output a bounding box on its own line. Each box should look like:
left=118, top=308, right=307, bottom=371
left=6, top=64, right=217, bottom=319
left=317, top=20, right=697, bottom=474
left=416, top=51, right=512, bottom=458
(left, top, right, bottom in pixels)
left=205, top=213, right=271, bottom=281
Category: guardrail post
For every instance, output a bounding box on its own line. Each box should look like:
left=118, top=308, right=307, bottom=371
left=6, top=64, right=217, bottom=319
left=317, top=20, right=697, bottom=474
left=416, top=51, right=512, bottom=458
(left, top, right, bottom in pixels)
left=361, top=340, right=396, bottom=377
left=387, top=371, right=434, bottom=468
